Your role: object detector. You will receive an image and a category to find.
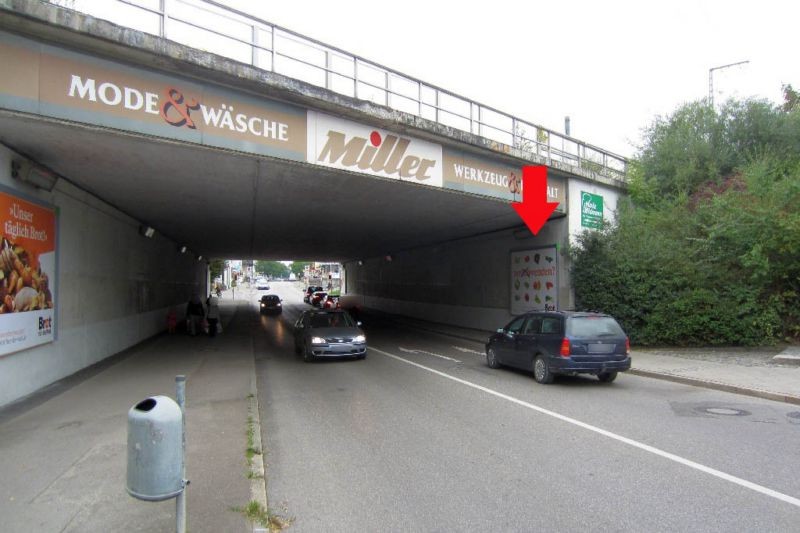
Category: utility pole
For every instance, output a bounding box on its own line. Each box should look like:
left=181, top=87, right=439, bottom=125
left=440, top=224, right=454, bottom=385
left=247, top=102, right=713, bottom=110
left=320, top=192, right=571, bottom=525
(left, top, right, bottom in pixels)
left=709, top=60, right=749, bottom=107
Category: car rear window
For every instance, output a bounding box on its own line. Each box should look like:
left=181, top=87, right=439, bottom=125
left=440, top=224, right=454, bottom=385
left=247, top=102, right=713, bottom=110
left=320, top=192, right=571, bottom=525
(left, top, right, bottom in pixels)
left=567, top=316, right=625, bottom=337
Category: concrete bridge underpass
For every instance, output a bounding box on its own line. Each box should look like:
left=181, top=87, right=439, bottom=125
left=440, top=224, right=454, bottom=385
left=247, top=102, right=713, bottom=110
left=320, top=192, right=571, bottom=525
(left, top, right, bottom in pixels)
left=0, top=1, right=626, bottom=406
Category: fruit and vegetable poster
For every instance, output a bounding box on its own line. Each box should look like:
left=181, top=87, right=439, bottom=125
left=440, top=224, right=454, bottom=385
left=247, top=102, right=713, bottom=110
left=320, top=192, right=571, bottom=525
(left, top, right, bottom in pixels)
left=0, top=190, right=56, bottom=356
left=511, top=247, right=557, bottom=314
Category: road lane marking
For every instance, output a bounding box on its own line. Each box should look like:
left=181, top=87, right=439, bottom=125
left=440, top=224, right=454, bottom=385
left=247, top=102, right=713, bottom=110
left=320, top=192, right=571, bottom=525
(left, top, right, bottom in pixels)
left=398, top=347, right=461, bottom=363
left=371, top=347, right=800, bottom=509
left=452, top=346, right=484, bottom=356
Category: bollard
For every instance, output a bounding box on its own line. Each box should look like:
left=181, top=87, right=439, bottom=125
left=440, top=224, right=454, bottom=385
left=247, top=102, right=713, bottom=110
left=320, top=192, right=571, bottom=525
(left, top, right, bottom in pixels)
left=175, top=375, right=187, bottom=533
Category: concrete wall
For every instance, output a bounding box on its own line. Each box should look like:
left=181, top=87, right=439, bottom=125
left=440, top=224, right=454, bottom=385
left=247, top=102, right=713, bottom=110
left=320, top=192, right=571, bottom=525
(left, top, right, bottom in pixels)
left=343, top=216, right=571, bottom=331
left=0, top=144, right=206, bottom=407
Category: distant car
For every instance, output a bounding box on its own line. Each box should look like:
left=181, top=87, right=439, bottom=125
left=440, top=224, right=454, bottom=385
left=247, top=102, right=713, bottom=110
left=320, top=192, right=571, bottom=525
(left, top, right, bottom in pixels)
left=303, top=286, right=324, bottom=303
left=485, top=311, right=631, bottom=384
left=294, top=309, right=366, bottom=362
left=321, top=295, right=340, bottom=309
left=310, top=291, right=327, bottom=307
left=259, top=294, right=282, bottom=314
left=256, top=279, right=270, bottom=290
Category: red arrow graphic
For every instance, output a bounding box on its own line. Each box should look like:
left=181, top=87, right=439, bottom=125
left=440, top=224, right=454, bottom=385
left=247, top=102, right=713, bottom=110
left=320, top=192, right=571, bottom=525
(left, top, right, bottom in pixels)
left=511, top=166, right=559, bottom=235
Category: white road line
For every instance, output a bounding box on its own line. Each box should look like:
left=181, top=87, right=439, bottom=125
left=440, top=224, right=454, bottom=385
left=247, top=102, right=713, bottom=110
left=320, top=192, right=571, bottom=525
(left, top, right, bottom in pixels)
left=398, top=347, right=461, bottom=363
left=452, top=346, right=484, bottom=356
left=371, top=347, right=800, bottom=509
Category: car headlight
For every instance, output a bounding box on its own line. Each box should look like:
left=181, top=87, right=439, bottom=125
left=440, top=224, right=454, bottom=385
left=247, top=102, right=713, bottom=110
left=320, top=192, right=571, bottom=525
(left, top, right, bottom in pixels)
left=260, top=303, right=265, bottom=307
left=353, top=335, right=366, bottom=343
left=311, top=336, right=326, bottom=345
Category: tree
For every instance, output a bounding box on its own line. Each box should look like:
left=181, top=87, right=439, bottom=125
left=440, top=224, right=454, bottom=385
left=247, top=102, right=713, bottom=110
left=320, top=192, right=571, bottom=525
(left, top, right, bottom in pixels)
left=209, top=259, right=225, bottom=281
left=782, top=84, right=799, bottom=113
left=290, top=261, right=310, bottom=279
left=255, top=261, right=290, bottom=279
left=636, top=98, right=799, bottom=199
left=572, top=94, right=800, bottom=345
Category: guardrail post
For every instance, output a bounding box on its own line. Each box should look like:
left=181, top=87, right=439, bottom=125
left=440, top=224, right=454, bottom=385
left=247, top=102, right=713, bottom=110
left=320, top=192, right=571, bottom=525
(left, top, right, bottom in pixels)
left=159, top=0, right=167, bottom=38
left=511, top=118, right=518, bottom=148
left=251, top=25, right=258, bottom=68
left=325, top=50, right=332, bottom=91
left=271, top=27, right=276, bottom=73
left=354, top=59, right=359, bottom=100
left=385, top=71, right=390, bottom=107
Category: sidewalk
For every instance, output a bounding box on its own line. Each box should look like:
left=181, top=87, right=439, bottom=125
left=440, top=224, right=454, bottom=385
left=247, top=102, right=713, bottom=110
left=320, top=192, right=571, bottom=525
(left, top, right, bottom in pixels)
left=0, top=297, right=260, bottom=533
left=384, top=314, right=800, bottom=406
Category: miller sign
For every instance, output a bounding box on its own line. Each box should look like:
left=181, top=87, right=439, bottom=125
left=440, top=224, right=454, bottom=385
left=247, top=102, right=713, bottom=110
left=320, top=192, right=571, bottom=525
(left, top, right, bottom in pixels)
left=307, top=111, right=443, bottom=187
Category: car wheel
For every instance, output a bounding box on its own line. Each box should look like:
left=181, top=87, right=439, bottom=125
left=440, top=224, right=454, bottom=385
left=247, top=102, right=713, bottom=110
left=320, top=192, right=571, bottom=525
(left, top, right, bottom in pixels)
left=533, top=355, right=554, bottom=384
left=486, top=348, right=500, bottom=369
left=598, top=371, right=618, bottom=383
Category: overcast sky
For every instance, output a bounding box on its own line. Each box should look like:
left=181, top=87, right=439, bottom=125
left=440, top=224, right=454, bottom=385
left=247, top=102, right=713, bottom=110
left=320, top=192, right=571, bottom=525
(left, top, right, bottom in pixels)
left=218, top=0, right=795, bottom=158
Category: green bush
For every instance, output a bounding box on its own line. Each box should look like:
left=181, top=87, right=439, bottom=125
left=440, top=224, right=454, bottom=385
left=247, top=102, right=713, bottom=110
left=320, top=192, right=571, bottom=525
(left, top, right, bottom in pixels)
left=570, top=96, right=799, bottom=346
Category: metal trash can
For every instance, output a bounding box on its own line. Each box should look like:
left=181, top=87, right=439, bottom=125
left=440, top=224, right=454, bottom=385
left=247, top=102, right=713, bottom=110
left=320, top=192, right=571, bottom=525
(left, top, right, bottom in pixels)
left=127, top=395, right=184, bottom=501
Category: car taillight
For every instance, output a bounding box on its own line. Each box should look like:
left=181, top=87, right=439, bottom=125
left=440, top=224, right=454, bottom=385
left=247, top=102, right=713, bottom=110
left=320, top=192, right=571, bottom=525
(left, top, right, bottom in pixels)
left=625, top=337, right=630, bottom=355
left=560, top=338, right=570, bottom=357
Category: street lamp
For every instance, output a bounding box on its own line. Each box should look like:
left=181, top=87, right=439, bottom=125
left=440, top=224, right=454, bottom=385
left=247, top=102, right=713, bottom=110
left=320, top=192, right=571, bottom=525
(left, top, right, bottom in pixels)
left=709, top=60, right=749, bottom=107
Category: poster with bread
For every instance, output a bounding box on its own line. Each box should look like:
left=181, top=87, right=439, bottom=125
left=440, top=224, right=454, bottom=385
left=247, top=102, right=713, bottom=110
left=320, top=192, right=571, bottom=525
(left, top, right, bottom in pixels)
left=0, top=191, right=56, bottom=355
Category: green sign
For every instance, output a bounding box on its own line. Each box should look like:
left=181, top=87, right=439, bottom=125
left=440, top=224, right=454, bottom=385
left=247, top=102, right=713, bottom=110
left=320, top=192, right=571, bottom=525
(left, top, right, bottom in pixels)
left=581, top=192, right=603, bottom=229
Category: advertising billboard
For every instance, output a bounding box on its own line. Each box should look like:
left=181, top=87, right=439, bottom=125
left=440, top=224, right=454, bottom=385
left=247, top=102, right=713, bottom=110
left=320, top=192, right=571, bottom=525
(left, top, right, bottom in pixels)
left=581, top=191, right=604, bottom=229
left=0, top=190, right=57, bottom=355
left=510, top=246, right=557, bottom=314
left=307, top=110, right=443, bottom=187
left=442, top=148, right=566, bottom=209
left=0, top=31, right=308, bottom=162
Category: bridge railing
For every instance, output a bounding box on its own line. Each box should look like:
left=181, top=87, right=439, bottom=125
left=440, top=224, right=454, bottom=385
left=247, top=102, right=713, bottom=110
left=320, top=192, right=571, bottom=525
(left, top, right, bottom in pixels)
left=46, top=0, right=628, bottom=181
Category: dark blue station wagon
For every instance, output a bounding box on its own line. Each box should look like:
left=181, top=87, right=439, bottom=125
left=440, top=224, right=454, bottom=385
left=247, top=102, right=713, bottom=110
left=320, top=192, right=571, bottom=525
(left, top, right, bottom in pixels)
left=486, top=311, right=631, bottom=384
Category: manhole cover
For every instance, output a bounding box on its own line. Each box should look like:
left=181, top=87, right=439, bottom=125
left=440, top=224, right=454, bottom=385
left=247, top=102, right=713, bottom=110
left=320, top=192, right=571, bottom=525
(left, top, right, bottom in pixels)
left=787, top=411, right=800, bottom=420
left=699, top=407, right=751, bottom=416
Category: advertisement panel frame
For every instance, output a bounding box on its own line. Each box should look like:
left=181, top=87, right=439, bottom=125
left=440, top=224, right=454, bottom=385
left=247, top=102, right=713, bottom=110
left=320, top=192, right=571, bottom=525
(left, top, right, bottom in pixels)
left=0, top=183, right=59, bottom=358
left=510, top=245, right=558, bottom=315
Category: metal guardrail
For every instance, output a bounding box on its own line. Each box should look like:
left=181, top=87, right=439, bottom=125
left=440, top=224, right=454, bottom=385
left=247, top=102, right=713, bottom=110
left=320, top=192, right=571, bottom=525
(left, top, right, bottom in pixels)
left=46, top=0, right=627, bottom=180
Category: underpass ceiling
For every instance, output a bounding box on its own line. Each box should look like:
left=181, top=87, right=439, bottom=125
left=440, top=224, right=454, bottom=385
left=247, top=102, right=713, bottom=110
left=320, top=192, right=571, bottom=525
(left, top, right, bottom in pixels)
left=0, top=112, right=526, bottom=262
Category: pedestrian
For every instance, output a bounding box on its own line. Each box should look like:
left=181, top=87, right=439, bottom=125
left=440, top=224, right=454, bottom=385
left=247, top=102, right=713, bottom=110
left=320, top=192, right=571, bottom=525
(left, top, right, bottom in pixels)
left=166, top=307, right=177, bottom=334
left=186, top=294, right=205, bottom=336
left=206, top=294, right=220, bottom=337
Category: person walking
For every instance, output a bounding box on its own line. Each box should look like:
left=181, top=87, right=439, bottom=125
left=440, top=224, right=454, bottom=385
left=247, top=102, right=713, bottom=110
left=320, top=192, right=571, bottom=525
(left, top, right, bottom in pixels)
left=186, top=295, right=205, bottom=336
left=166, top=307, right=177, bottom=334
left=206, top=294, right=220, bottom=337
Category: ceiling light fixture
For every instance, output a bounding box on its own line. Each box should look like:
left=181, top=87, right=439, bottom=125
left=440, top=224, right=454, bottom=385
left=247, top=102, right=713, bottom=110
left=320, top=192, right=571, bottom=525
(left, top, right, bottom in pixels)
left=10, top=159, right=58, bottom=191
left=139, top=225, right=155, bottom=238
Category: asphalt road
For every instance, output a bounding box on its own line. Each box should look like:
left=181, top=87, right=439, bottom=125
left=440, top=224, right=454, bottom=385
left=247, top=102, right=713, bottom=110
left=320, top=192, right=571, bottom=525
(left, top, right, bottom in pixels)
left=251, top=283, right=800, bottom=532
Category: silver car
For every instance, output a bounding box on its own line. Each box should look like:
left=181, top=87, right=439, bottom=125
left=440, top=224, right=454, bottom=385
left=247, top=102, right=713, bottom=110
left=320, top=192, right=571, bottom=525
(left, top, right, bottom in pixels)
left=294, top=310, right=366, bottom=362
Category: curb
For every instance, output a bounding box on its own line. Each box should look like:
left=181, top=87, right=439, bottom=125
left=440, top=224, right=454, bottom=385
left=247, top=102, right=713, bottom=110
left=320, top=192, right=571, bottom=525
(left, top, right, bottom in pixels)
left=371, top=312, right=800, bottom=406
left=629, top=368, right=800, bottom=406
left=248, top=360, right=269, bottom=532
